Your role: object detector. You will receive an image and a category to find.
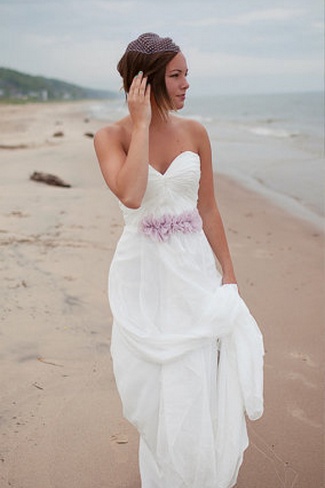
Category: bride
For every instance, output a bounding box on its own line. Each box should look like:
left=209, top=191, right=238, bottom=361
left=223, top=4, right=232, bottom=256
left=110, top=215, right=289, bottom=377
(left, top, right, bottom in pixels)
left=94, top=32, right=264, bottom=488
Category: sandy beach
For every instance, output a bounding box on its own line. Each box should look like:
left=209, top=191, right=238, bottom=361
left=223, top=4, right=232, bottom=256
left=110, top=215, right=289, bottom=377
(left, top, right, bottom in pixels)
left=0, top=101, right=324, bottom=488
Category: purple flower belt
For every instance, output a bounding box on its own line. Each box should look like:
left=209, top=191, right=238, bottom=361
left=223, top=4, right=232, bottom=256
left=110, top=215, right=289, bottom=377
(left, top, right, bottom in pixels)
left=139, top=208, right=202, bottom=242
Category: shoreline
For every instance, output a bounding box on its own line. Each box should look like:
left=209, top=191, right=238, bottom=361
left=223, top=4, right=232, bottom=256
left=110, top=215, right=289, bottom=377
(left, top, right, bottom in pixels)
left=1, top=99, right=323, bottom=232
left=86, top=97, right=325, bottom=229
left=218, top=166, right=325, bottom=232
left=0, top=101, right=324, bottom=487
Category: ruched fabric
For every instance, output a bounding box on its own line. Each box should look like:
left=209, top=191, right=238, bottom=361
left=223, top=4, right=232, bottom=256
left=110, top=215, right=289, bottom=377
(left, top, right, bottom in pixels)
left=109, top=151, right=264, bottom=488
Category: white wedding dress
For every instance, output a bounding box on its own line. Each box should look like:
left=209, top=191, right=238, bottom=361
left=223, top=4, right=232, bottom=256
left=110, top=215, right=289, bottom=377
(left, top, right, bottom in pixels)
left=109, top=151, right=264, bottom=488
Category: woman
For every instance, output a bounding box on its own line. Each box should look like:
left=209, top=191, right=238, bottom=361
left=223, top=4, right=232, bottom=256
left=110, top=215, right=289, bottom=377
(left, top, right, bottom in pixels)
left=94, top=33, right=264, bottom=488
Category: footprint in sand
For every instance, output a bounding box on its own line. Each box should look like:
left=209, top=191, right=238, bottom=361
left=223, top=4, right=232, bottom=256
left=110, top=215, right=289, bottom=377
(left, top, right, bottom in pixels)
left=254, top=248, right=273, bottom=259
left=285, top=372, right=317, bottom=389
left=8, top=210, right=29, bottom=218
left=288, top=406, right=322, bottom=429
left=110, top=433, right=128, bottom=444
left=289, top=351, right=317, bottom=368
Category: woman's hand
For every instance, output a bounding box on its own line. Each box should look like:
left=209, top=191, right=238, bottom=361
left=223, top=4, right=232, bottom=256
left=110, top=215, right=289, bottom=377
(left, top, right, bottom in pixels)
left=221, top=273, right=237, bottom=285
left=127, top=72, right=151, bottom=129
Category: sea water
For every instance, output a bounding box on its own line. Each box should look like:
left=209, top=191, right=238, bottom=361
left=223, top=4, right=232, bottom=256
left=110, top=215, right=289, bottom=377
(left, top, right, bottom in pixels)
left=89, top=91, right=324, bottom=229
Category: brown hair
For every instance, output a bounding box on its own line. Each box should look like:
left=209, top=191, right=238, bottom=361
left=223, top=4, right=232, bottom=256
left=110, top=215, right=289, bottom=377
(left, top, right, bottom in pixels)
left=117, top=50, right=179, bottom=117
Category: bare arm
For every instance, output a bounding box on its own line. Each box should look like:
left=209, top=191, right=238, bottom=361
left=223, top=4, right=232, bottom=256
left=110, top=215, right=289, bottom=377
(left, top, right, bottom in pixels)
left=196, top=124, right=237, bottom=285
left=94, top=73, right=151, bottom=209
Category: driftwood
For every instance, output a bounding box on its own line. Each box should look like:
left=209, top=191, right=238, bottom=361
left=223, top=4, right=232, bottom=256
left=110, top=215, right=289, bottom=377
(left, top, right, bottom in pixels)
left=37, top=357, right=64, bottom=367
left=0, top=143, right=30, bottom=149
left=30, top=171, right=71, bottom=188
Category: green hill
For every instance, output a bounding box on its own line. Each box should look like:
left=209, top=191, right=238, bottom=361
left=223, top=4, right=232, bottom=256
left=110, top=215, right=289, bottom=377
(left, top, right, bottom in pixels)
left=0, top=67, right=117, bottom=102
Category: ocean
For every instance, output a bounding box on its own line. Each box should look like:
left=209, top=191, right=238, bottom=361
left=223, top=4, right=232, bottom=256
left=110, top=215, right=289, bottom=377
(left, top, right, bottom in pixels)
left=89, top=91, right=324, bottom=230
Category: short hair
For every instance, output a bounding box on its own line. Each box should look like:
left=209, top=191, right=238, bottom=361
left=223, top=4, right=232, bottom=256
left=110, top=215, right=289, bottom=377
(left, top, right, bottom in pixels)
left=117, top=36, right=180, bottom=117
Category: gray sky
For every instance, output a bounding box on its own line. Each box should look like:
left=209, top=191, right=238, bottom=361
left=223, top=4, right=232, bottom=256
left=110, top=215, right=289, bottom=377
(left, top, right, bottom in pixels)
left=0, top=0, right=323, bottom=95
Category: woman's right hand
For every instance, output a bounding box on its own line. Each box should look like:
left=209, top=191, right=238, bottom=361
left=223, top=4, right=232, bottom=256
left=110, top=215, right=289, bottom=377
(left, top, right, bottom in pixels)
left=127, top=72, right=151, bottom=129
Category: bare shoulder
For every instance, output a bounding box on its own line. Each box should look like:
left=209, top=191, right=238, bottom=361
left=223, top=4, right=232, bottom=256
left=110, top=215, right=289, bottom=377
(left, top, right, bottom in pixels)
left=177, top=117, right=212, bottom=164
left=94, top=122, right=120, bottom=141
left=189, top=118, right=210, bottom=148
left=94, top=116, right=130, bottom=150
left=172, top=114, right=205, bottom=131
left=173, top=115, right=210, bottom=147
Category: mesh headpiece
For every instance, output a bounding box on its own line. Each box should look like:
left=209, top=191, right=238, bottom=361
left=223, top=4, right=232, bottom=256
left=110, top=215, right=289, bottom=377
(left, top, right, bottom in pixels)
left=125, top=33, right=180, bottom=55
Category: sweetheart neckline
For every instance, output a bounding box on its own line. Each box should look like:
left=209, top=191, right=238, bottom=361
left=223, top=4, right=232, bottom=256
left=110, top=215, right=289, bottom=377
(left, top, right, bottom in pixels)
left=149, top=150, right=199, bottom=176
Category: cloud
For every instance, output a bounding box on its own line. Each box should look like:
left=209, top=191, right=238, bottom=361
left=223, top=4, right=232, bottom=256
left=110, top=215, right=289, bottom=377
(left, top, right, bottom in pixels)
left=185, top=48, right=323, bottom=94
left=312, top=21, right=324, bottom=32
left=228, top=8, right=306, bottom=24
left=187, top=48, right=322, bottom=77
left=0, top=0, right=323, bottom=94
left=183, top=8, right=306, bottom=27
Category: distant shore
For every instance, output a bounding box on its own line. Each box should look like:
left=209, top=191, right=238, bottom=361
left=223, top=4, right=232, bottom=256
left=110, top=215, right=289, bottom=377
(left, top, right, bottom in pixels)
left=0, top=101, right=323, bottom=488
left=0, top=66, right=117, bottom=103
left=0, top=97, right=114, bottom=105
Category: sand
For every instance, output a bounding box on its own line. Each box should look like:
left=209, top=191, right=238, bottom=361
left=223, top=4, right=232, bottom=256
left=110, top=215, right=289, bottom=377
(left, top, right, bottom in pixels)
left=0, top=101, right=323, bottom=488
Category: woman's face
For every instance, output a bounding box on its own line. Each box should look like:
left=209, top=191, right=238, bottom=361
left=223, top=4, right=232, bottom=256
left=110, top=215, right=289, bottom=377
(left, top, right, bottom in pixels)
left=165, top=52, right=190, bottom=110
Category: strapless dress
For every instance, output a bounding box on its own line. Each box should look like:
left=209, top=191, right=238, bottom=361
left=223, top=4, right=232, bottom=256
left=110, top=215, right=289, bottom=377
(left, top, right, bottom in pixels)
left=109, top=151, right=264, bottom=488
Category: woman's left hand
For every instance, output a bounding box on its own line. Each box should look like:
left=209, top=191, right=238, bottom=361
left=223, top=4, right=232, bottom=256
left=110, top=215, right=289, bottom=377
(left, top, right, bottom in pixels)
left=221, top=272, right=237, bottom=285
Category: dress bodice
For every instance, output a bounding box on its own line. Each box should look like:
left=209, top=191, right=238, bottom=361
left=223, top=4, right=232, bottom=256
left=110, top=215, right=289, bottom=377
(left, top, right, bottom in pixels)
left=119, top=151, right=201, bottom=228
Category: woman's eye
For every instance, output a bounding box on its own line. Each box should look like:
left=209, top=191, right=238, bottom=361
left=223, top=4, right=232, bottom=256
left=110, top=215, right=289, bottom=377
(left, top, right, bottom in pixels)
left=169, top=72, right=188, bottom=78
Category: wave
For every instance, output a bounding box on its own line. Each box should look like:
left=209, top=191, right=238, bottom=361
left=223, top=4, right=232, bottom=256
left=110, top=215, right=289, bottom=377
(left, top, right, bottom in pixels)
left=247, top=126, right=299, bottom=138
left=182, top=113, right=213, bottom=123
left=87, top=100, right=128, bottom=121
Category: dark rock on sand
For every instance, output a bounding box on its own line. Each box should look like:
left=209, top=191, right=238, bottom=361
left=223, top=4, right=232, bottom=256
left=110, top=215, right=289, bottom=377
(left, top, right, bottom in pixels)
left=30, top=172, right=71, bottom=188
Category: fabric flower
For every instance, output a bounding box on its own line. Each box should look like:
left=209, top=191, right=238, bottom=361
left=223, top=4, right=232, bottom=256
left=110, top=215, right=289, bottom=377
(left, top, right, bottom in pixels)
left=140, top=209, right=202, bottom=242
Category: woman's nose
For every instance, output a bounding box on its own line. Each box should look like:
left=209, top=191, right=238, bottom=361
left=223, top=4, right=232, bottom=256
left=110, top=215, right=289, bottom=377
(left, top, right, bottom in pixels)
left=182, top=77, right=190, bottom=90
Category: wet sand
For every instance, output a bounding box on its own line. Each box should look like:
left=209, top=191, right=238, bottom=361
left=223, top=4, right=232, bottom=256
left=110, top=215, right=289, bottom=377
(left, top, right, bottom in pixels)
left=0, top=102, right=323, bottom=487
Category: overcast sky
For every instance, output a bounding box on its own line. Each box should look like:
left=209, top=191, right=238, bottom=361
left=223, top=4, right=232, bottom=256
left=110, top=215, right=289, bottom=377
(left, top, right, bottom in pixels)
left=0, top=0, right=323, bottom=95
